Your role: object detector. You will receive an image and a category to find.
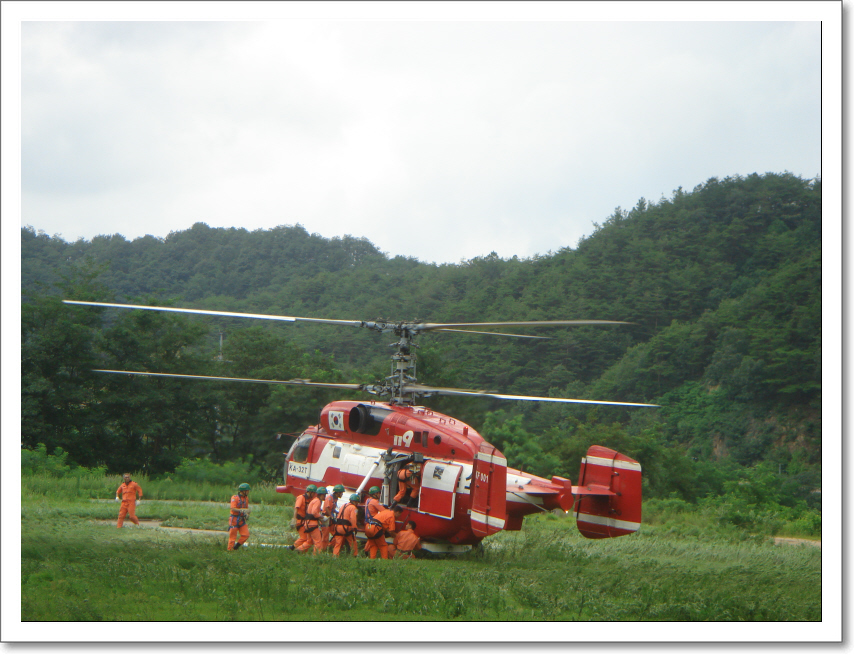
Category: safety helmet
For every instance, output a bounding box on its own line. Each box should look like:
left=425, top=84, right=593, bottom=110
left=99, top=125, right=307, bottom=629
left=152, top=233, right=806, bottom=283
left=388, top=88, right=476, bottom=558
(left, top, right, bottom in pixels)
left=238, top=483, right=251, bottom=491
left=368, top=486, right=380, bottom=495
left=306, top=484, right=317, bottom=494
left=333, top=484, right=345, bottom=493
left=316, top=487, right=328, bottom=495
left=350, top=494, right=361, bottom=503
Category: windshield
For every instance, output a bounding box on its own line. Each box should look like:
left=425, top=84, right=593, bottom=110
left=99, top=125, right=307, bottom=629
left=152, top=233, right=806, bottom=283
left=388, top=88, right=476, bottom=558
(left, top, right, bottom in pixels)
left=287, top=434, right=313, bottom=464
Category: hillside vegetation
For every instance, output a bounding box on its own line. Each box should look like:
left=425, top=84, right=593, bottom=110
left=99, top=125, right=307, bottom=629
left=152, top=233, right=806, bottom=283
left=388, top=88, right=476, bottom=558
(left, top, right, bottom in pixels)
left=22, top=172, right=821, bottom=524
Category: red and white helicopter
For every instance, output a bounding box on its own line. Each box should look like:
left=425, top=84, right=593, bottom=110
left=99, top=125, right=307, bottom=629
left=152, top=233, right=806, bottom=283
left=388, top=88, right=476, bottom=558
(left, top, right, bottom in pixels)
left=65, top=300, right=656, bottom=554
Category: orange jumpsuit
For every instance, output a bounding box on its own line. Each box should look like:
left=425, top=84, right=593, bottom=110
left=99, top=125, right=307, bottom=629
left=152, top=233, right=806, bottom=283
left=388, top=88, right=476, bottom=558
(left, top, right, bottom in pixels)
left=365, top=508, right=396, bottom=559
left=392, top=528, right=421, bottom=559
left=332, top=503, right=359, bottom=557
left=298, top=497, right=324, bottom=554
left=228, top=493, right=250, bottom=550
left=394, top=469, right=421, bottom=504
left=321, top=495, right=337, bottom=551
left=409, top=475, right=421, bottom=503
left=292, top=493, right=311, bottom=550
left=363, top=496, right=384, bottom=553
left=115, top=481, right=143, bottom=527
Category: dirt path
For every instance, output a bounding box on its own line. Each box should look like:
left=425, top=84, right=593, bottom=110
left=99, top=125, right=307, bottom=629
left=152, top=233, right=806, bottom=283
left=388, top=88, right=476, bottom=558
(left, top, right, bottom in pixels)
left=773, top=536, right=821, bottom=549
left=95, top=519, right=226, bottom=535
left=94, top=519, right=294, bottom=548
left=91, top=499, right=230, bottom=507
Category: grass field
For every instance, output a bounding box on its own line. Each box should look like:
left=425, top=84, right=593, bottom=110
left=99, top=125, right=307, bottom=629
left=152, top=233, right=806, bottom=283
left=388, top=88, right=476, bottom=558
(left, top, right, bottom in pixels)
left=20, top=476, right=821, bottom=622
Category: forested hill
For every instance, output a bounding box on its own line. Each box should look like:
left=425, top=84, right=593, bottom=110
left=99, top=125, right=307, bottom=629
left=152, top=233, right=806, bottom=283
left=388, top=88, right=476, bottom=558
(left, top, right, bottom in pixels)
left=22, top=173, right=821, bottom=510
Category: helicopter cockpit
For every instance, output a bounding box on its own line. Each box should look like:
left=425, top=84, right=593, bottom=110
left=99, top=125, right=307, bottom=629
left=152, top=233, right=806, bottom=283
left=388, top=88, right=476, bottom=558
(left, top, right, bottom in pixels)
left=286, top=433, right=313, bottom=464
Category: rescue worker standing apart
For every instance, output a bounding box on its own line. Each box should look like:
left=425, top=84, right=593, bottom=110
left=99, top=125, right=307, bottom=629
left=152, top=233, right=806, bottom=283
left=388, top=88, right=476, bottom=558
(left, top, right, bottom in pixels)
left=290, top=484, right=317, bottom=551
left=115, top=472, right=143, bottom=528
left=228, top=483, right=252, bottom=551
left=332, top=494, right=360, bottom=558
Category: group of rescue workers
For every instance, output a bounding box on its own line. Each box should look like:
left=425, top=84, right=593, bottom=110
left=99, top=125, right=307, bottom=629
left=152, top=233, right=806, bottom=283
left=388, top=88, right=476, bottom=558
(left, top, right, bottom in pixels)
left=114, top=466, right=425, bottom=559
left=286, top=483, right=421, bottom=559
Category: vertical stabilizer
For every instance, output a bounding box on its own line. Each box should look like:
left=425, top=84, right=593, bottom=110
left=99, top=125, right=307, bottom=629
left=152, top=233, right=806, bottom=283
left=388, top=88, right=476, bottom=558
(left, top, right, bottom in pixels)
left=470, top=445, right=507, bottom=537
left=572, top=445, right=642, bottom=539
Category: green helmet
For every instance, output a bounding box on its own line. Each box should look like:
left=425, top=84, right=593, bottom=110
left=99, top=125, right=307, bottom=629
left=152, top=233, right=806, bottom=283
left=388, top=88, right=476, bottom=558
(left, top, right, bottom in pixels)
left=316, top=487, right=328, bottom=495
left=368, top=486, right=380, bottom=495
left=238, top=483, right=251, bottom=491
left=306, top=484, right=317, bottom=494
left=333, top=484, right=345, bottom=493
left=350, top=494, right=361, bottom=503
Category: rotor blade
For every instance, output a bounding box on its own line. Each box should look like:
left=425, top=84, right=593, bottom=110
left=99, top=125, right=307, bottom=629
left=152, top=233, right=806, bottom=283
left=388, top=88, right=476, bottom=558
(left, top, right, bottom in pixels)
left=401, top=384, right=659, bottom=407
left=433, top=328, right=550, bottom=339
left=417, top=320, right=630, bottom=332
left=92, top=369, right=366, bottom=390
left=64, top=301, right=628, bottom=335
left=63, top=301, right=362, bottom=328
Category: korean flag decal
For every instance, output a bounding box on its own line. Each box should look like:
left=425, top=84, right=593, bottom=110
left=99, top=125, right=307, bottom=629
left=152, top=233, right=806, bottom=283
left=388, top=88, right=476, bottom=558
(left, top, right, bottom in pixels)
left=329, top=411, right=345, bottom=431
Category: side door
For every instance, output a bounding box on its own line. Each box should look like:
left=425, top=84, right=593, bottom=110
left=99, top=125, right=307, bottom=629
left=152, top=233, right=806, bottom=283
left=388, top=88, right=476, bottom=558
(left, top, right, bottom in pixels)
left=418, top=461, right=463, bottom=519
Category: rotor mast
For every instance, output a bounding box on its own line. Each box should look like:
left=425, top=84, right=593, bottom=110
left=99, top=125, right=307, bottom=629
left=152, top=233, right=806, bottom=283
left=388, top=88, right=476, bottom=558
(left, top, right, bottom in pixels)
left=388, top=326, right=418, bottom=405
left=351, top=320, right=421, bottom=404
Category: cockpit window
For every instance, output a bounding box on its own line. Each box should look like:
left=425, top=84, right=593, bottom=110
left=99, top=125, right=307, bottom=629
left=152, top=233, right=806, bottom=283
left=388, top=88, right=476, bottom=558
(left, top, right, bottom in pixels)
left=287, top=434, right=313, bottom=464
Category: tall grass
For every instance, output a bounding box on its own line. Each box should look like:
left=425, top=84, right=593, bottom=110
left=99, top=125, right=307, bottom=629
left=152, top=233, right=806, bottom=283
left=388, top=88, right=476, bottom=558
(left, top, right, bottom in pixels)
left=643, top=495, right=821, bottom=539
left=20, top=487, right=821, bottom=622
left=22, top=472, right=287, bottom=504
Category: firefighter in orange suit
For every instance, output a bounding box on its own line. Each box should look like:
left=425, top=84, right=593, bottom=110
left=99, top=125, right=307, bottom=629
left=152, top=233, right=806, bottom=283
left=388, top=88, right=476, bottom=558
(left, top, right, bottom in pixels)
left=228, top=483, right=252, bottom=551
left=290, top=484, right=317, bottom=551
left=391, top=520, right=421, bottom=559
left=298, top=486, right=326, bottom=554
left=393, top=465, right=421, bottom=508
left=365, top=505, right=403, bottom=559
left=363, top=486, right=385, bottom=554
left=365, top=486, right=383, bottom=518
left=115, top=472, right=143, bottom=528
left=332, top=494, right=360, bottom=557
left=321, top=484, right=344, bottom=551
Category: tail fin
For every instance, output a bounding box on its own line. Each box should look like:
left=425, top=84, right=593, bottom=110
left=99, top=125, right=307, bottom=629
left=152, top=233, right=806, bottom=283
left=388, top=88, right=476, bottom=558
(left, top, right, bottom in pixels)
left=469, top=445, right=507, bottom=537
left=571, top=445, right=642, bottom=539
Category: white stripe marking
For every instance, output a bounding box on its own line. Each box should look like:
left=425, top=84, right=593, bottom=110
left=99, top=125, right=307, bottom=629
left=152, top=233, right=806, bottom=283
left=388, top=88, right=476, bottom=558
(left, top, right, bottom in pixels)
left=576, top=512, right=640, bottom=531
left=470, top=511, right=505, bottom=529
left=475, top=452, right=508, bottom=467
left=583, top=456, right=641, bottom=472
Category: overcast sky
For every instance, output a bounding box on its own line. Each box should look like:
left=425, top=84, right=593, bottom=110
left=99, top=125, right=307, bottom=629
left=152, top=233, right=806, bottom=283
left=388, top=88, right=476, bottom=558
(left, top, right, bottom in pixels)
left=13, top=4, right=826, bottom=264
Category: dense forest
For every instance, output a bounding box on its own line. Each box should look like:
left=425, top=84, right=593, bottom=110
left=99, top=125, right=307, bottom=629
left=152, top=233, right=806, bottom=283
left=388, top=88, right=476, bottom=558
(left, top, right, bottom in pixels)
left=21, top=172, right=821, bottom=512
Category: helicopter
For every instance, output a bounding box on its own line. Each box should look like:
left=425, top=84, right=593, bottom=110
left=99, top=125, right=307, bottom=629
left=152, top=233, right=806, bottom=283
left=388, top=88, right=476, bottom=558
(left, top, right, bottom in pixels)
left=64, top=300, right=657, bottom=555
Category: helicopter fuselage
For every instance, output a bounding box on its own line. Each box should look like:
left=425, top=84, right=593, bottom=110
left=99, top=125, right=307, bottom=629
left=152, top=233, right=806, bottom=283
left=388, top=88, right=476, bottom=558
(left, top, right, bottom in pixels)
left=278, top=400, right=640, bottom=549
